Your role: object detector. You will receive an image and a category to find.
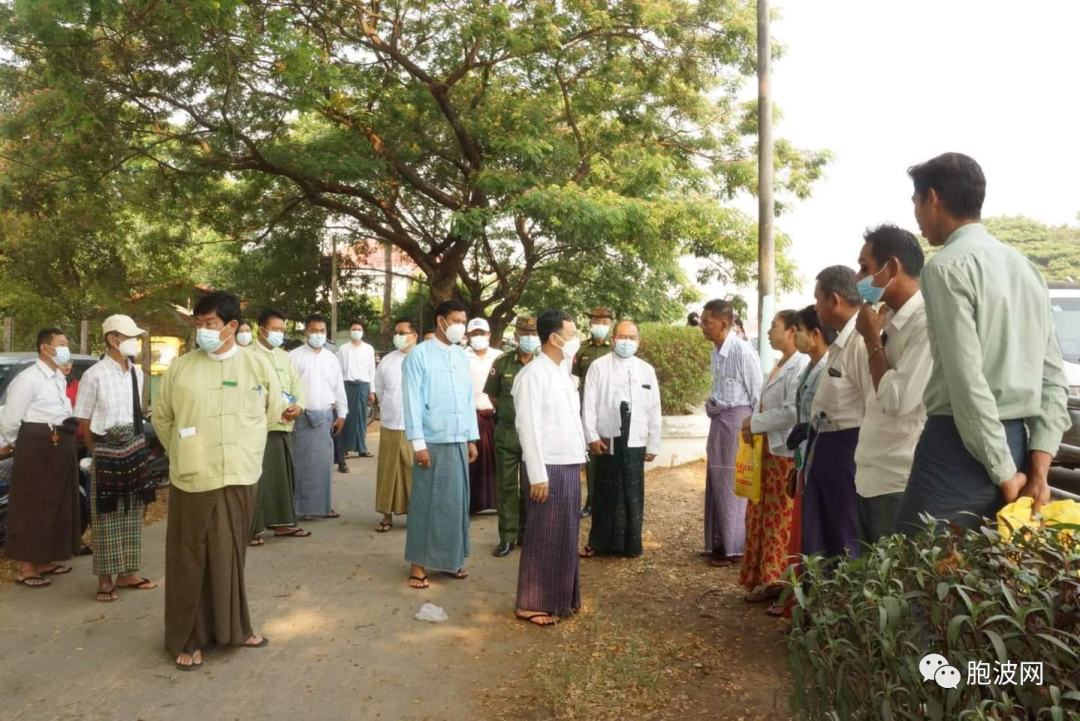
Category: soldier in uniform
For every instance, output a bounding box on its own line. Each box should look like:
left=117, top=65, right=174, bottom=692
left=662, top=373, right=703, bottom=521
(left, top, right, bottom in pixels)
left=484, top=316, right=541, bottom=557
left=572, top=307, right=613, bottom=518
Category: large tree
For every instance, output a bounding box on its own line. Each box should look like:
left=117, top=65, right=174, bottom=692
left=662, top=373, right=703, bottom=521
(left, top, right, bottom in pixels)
left=0, top=0, right=826, bottom=334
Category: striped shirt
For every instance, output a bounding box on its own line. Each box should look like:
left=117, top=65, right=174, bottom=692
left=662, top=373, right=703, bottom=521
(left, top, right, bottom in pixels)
left=73, top=355, right=145, bottom=436
left=709, top=333, right=763, bottom=410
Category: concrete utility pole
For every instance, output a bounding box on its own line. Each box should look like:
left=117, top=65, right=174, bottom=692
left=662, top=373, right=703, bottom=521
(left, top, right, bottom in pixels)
left=330, top=235, right=339, bottom=343
left=382, top=241, right=393, bottom=348
left=756, top=0, right=775, bottom=374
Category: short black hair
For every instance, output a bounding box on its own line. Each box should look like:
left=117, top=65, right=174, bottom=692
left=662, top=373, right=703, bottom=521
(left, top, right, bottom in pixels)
left=304, top=313, right=328, bottom=329
left=394, top=317, right=421, bottom=336
left=907, top=152, right=985, bottom=220
left=702, top=299, right=734, bottom=321
left=258, top=307, right=286, bottom=327
left=777, top=309, right=800, bottom=330
left=816, top=266, right=861, bottom=307
left=537, top=309, right=574, bottom=345
left=36, top=327, right=65, bottom=353
left=238, top=319, right=250, bottom=329
left=193, top=290, right=241, bottom=325
left=687, top=312, right=700, bottom=327
left=797, top=305, right=838, bottom=346
left=864, top=224, right=925, bottom=278
left=350, top=320, right=364, bottom=329
left=433, top=300, right=468, bottom=322
left=734, top=316, right=745, bottom=330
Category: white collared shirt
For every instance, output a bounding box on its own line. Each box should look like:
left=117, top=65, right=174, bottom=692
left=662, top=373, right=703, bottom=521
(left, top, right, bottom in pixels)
left=0, top=359, right=72, bottom=445
left=466, top=347, right=503, bottom=411
left=338, top=341, right=376, bottom=383
left=811, top=313, right=871, bottom=432
left=855, top=292, right=933, bottom=497
left=582, top=353, right=662, bottom=454
left=512, top=353, right=588, bottom=485
left=73, top=355, right=145, bottom=436
left=290, top=344, right=349, bottom=414
left=750, top=352, right=810, bottom=457
left=372, top=349, right=407, bottom=431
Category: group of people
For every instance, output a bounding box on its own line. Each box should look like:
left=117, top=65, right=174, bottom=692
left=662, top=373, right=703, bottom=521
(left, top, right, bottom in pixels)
left=699, top=151, right=1070, bottom=617
left=1, top=150, right=1068, bottom=668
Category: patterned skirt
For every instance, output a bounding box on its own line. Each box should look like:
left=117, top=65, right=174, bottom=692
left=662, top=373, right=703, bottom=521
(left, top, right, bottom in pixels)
left=739, top=448, right=795, bottom=591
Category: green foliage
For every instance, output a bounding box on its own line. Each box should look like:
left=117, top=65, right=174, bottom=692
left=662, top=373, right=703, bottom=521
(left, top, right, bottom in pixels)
left=635, top=322, right=712, bottom=415
left=786, top=519, right=1080, bottom=720
left=920, top=216, right=1080, bottom=283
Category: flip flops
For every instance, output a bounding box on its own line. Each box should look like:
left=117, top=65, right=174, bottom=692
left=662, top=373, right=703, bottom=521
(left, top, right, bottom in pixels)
left=175, top=649, right=203, bottom=672
left=16, top=575, right=50, bottom=588
left=243, top=636, right=270, bottom=649
left=41, top=564, right=73, bottom=576
left=97, top=586, right=118, bottom=602
left=116, top=577, right=157, bottom=590
left=409, top=574, right=430, bottom=589
left=274, top=527, right=311, bottom=538
left=516, top=612, right=557, bottom=627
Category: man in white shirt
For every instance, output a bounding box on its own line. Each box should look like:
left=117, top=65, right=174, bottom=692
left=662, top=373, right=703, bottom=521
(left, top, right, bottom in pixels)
left=581, top=320, right=661, bottom=558
left=466, top=318, right=502, bottom=514
left=512, top=309, right=588, bottom=626
left=74, top=314, right=159, bottom=602
left=1, top=327, right=81, bottom=588
left=336, top=321, right=377, bottom=472
left=852, top=225, right=931, bottom=544
left=371, top=318, right=419, bottom=533
left=805, top=266, right=872, bottom=559
left=290, top=314, right=348, bottom=520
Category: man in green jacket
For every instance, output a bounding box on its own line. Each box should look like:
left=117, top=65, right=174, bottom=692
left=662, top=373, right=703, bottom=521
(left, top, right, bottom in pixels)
left=572, top=307, right=613, bottom=518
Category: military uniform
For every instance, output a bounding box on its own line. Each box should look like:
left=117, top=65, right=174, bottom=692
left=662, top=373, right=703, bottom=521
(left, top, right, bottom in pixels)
left=573, top=307, right=614, bottom=515
left=483, top=317, right=538, bottom=548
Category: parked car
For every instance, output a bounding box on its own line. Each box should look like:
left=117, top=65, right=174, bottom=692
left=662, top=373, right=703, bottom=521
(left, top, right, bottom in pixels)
left=0, top=352, right=98, bottom=404
left=1049, top=283, right=1080, bottom=469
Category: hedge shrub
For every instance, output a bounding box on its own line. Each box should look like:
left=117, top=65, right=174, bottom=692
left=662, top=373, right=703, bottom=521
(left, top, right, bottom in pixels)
left=636, top=322, right=712, bottom=416
left=786, top=519, right=1080, bottom=720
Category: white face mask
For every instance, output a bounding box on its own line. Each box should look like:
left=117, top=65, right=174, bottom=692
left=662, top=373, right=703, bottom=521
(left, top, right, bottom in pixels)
left=590, top=324, right=610, bottom=341
left=118, top=338, right=141, bottom=357
left=470, top=336, right=490, bottom=351
left=350, top=329, right=364, bottom=341
left=442, top=320, right=467, bottom=345
left=557, top=334, right=581, bottom=363
left=393, top=334, right=413, bottom=350
left=236, top=332, right=253, bottom=347
left=307, top=333, right=327, bottom=349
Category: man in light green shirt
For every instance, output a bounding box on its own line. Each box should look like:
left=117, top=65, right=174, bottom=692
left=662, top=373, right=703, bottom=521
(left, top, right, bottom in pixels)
left=897, top=153, right=1070, bottom=535
left=249, top=307, right=311, bottom=545
left=155, top=291, right=286, bottom=671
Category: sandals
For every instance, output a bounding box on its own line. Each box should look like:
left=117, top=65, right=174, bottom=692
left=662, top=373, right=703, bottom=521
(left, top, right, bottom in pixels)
left=325, top=510, right=341, bottom=519
left=243, top=635, right=270, bottom=649
left=409, top=574, right=430, bottom=589
left=448, top=568, right=468, bottom=579
left=97, top=586, right=118, bottom=602
left=117, top=577, right=157, bottom=590
left=709, top=557, right=738, bottom=568
left=516, top=612, right=557, bottom=627
left=360, top=452, right=374, bottom=458
left=374, top=522, right=393, bottom=533
left=175, top=649, right=203, bottom=672
left=765, top=604, right=787, bottom=618
left=16, top=575, right=50, bottom=588
left=579, top=547, right=596, bottom=558
left=274, top=527, right=311, bottom=538
left=41, top=564, right=73, bottom=576
left=248, top=536, right=265, bottom=547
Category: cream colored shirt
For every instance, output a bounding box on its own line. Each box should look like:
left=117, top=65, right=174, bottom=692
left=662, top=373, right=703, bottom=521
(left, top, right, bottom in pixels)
left=811, top=314, right=872, bottom=432
left=466, top=347, right=502, bottom=411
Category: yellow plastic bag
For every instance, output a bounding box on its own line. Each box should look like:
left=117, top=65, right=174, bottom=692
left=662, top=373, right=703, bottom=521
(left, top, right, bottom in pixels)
left=734, top=435, right=763, bottom=504
left=997, top=497, right=1080, bottom=543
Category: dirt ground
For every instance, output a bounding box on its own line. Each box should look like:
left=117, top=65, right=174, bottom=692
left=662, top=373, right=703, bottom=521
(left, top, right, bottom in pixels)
left=1, top=436, right=790, bottom=720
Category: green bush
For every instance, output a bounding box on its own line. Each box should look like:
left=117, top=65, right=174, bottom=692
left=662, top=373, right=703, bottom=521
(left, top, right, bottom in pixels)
left=786, top=519, right=1080, bottom=720
left=636, top=322, right=712, bottom=415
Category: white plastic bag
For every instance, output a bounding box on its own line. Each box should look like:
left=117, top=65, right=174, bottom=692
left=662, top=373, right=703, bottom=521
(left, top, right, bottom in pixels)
left=414, top=602, right=448, bottom=623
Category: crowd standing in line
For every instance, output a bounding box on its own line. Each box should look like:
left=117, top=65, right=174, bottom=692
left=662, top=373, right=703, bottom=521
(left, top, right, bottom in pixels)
left=0, top=152, right=1070, bottom=669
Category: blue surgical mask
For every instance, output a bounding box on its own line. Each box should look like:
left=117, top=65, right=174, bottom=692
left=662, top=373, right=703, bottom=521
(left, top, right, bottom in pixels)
left=265, top=330, right=284, bottom=348
left=856, top=268, right=890, bottom=305
left=236, top=332, right=253, bottom=347
left=518, top=335, right=541, bottom=354
left=614, top=339, right=639, bottom=359
left=196, top=328, right=225, bottom=353
left=307, top=333, right=327, bottom=349
left=590, top=324, right=610, bottom=341
left=51, top=345, right=71, bottom=366
left=393, top=334, right=412, bottom=350
left=350, top=330, right=364, bottom=341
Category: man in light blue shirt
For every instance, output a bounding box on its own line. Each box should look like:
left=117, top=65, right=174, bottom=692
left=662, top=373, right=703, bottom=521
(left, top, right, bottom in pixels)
left=701, top=299, right=763, bottom=566
left=402, top=300, right=480, bottom=589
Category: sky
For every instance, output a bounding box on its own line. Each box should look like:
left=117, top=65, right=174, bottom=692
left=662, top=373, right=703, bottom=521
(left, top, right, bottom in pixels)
left=693, top=0, right=1080, bottom=332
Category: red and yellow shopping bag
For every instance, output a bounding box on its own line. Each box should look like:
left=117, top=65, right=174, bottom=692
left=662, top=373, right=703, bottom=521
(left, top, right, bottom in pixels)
left=734, top=435, right=763, bottom=504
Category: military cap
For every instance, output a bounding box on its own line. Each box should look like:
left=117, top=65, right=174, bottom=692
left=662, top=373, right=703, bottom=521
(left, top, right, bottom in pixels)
left=514, top=316, right=538, bottom=331
left=588, top=307, right=614, bottom=319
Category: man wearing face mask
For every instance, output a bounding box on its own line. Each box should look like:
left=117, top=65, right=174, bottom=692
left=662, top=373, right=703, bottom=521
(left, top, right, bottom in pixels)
left=290, top=314, right=349, bottom=520
left=336, top=321, right=376, bottom=469
left=1, top=328, right=81, bottom=588
left=852, top=225, right=932, bottom=544
left=249, top=308, right=309, bottom=546
left=154, top=291, right=286, bottom=670
left=401, top=300, right=480, bottom=589
left=580, top=320, right=661, bottom=559
left=74, top=315, right=159, bottom=602
left=465, top=318, right=503, bottom=515
left=572, top=307, right=613, bottom=518
left=484, top=316, right=540, bottom=557
left=371, top=318, right=420, bottom=533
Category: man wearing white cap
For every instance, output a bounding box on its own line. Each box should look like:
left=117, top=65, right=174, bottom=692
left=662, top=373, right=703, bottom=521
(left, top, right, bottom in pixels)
left=466, top=318, right=502, bottom=514
left=74, top=315, right=158, bottom=602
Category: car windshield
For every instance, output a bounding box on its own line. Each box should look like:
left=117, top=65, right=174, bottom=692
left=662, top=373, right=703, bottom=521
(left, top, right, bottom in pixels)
left=1051, top=297, right=1080, bottom=364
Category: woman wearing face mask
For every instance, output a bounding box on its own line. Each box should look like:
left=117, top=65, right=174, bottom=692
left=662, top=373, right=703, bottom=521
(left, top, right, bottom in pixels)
left=465, top=318, right=503, bottom=515
left=739, top=311, right=808, bottom=603
left=235, top=322, right=253, bottom=348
